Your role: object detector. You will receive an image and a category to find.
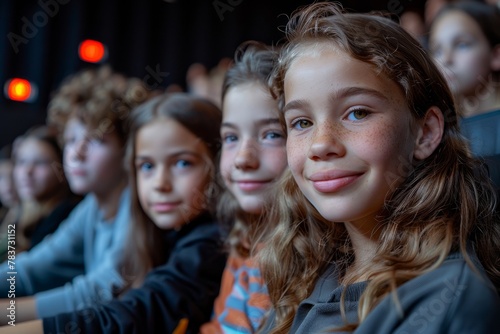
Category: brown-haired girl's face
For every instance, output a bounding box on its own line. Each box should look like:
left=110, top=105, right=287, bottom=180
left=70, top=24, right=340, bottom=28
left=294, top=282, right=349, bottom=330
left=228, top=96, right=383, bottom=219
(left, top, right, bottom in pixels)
left=430, top=10, right=496, bottom=98
left=14, top=138, right=62, bottom=201
left=220, top=82, right=287, bottom=214
left=135, top=118, right=212, bottom=230
left=283, top=46, right=420, bottom=226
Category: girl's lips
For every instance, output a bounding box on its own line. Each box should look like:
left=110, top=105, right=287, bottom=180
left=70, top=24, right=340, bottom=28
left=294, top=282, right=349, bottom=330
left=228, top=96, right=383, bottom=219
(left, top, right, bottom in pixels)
left=151, top=202, right=180, bottom=213
left=309, top=170, right=363, bottom=193
left=235, top=180, right=270, bottom=192
left=69, top=169, right=86, bottom=176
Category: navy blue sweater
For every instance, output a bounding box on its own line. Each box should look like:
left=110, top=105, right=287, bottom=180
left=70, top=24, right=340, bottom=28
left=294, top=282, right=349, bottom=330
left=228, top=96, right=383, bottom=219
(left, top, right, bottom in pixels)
left=43, top=213, right=227, bottom=334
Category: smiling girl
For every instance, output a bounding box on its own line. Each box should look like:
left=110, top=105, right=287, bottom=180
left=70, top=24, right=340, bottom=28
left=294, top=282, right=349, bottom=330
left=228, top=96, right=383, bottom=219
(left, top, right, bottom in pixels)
left=200, top=42, right=287, bottom=334
left=258, top=3, right=500, bottom=333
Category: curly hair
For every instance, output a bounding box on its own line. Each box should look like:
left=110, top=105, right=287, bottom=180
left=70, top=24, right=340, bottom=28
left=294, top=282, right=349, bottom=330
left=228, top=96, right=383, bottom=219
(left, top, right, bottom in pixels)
left=258, top=3, right=500, bottom=333
left=47, top=65, right=153, bottom=145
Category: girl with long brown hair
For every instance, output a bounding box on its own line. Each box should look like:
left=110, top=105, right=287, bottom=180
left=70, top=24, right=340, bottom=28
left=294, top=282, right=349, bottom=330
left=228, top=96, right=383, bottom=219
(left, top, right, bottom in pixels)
left=258, top=2, right=500, bottom=333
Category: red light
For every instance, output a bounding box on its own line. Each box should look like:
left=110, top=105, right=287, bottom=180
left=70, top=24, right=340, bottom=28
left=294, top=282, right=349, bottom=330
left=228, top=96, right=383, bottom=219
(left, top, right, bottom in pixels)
left=79, top=39, right=107, bottom=63
left=4, top=78, right=37, bottom=102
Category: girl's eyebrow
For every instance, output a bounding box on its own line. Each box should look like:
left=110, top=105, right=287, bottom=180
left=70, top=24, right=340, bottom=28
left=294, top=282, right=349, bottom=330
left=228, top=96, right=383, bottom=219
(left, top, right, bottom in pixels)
left=135, top=150, right=200, bottom=160
left=256, top=118, right=280, bottom=126
left=332, top=87, right=389, bottom=102
left=221, top=122, right=237, bottom=129
left=283, top=99, right=308, bottom=114
left=284, top=87, right=388, bottom=114
left=221, top=118, right=281, bottom=128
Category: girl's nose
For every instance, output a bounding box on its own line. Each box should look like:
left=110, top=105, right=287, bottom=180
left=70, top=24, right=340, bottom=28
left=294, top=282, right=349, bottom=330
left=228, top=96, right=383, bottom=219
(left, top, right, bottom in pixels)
left=154, top=167, right=173, bottom=192
left=308, top=123, right=346, bottom=161
left=234, top=139, right=260, bottom=170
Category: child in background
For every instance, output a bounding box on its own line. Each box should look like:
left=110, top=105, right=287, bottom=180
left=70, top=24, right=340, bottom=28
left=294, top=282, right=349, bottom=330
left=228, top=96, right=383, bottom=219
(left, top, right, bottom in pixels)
left=258, top=3, right=500, bottom=333
left=200, top=41, right=287, bottom=334
left=3, top=92, right=227, bottom=333
left=429, top=1, right=500, bottom=120
left=12, top=125, right=79, bottom=251
left=424, top=0, right=452, bottom=27
left=0, top=144, right=19, bottom=262
left=399, top=9, right=427, bottom=47
left=0, top=66, right=151, bottom=323
left=429, top=1, right=500, bottom=193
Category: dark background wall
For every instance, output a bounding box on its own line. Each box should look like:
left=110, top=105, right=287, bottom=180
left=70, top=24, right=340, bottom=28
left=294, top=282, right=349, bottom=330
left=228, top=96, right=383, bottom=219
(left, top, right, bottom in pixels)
left=0, top=0, right=425, bottom=147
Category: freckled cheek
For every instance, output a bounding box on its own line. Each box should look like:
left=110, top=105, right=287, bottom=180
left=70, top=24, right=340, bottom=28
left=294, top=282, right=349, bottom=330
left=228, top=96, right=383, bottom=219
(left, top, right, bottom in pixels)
left=219, top=151, right=234, bottom=183
left=286, top=138, right=308, bottom=174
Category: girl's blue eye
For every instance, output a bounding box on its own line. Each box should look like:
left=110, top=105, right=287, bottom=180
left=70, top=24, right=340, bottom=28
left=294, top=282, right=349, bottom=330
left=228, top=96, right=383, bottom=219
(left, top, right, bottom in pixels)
left=139, top=162, right=153, bottom=172
left=264, top=131, right=283, bottom=140
left=456, top=41, right=471, bottom=50
left=223, top=134, right=238, bottom=143
left=291, top=119, right=312, bottom=130
left=347, top=109, right=369, bottom=121
left=175, top=160, right=192, bottom=169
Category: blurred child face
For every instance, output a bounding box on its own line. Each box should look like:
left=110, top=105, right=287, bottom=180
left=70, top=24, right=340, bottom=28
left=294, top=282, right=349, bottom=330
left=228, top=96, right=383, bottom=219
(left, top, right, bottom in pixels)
left=220, top=82, right=287, bottom=214
left=0, top=161, right=18, bottom=207
left=63, top=118, right=126, bottom=196
left=14, top=138, right=62, bottom=202
left=135, top=118, right=212, bottom=230
left=283, top=45, right=419, bottom=226
left=430, top=10, right=495, bottom=98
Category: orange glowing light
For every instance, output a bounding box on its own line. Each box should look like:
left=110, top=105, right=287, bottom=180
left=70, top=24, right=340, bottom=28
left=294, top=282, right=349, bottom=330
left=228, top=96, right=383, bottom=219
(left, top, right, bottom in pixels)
left=79, top=39, right=107, bottom=63
left=5, top=78, right=35, bottom=102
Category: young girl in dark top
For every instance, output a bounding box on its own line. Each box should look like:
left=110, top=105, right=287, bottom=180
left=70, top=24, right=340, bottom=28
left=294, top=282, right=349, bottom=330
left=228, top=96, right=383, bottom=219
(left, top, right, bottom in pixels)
left=258, top=2, right=500, bottom=333
left=1, top=93, right=227, bottom=333
left=118, top=92, right=225, bottom=292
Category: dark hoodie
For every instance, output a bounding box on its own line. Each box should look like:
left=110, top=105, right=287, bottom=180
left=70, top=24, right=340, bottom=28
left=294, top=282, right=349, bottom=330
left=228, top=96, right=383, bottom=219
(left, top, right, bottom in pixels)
left=43, top=212, right=227, bottom=334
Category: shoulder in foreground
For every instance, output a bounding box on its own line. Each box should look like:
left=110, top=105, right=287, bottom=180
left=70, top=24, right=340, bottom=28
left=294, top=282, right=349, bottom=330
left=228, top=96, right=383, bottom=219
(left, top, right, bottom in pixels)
left=359, top=253, right=500, bottom=334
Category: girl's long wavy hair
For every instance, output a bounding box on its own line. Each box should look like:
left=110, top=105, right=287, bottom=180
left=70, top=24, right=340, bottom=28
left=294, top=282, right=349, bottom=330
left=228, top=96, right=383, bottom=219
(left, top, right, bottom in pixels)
left=120, top=93, right=222, bottom=290
left=218, top=41, right=279, bottom=257
left=258, top=2, right=500, bottom=333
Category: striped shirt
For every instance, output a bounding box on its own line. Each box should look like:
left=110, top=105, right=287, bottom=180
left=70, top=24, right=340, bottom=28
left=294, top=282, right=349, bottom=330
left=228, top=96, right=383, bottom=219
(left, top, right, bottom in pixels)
left=200, top=256, right=271, bottom=334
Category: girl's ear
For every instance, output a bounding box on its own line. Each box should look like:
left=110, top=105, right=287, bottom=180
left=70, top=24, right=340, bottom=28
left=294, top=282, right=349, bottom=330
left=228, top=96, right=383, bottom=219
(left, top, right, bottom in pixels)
left=413, top=106, right=444, bottom=160
left=491, top=44, right=500, bottom=71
